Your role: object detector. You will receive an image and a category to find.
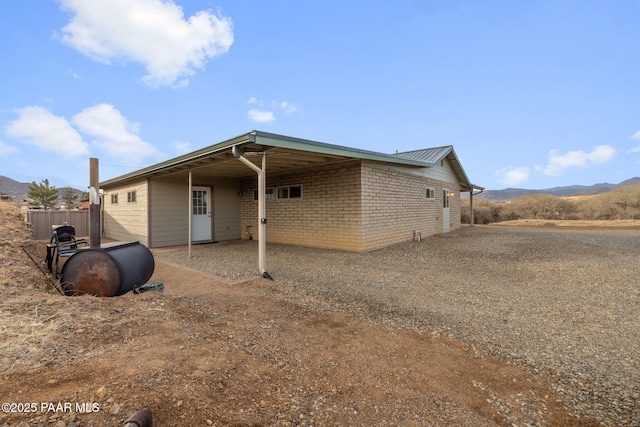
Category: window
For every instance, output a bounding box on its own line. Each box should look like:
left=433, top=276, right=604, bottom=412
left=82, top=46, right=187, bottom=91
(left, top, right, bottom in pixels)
left=443, top=189, right=450, bottom=208
left=426, top=188, right=435, bottom=199
left=253, top=188, right=274, bottom=201
left=127, top=190, right=136, bottom=203
left=277, top=185, right=302, bottom=199
left=192, top=190, right=208, bottom=215
left=290, top=185, right=302, bottom=198
left=111, top=194, right=118, bottom=204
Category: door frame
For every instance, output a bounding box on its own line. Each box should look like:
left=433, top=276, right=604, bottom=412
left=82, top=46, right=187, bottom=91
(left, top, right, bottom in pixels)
left=442, top=188, right=450, bottom=233
left=191, top=186, right=212, bottom=242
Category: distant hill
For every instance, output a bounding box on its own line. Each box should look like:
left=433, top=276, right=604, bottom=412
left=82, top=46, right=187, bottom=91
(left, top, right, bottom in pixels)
left=477, top=177, right=640, bottom=201
left=0, top=175, right=85, bottom=206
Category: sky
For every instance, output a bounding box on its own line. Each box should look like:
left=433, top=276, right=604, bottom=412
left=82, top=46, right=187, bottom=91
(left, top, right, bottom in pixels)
left=1, top=0, right=640, bottom=191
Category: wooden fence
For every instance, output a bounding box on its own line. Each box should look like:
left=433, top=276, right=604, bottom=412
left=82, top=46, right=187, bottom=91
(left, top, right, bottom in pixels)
left=27, top=210, right=90, bottom=240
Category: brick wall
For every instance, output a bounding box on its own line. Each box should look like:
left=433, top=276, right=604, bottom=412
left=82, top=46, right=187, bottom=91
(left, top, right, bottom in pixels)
left=361, top=162, right=461, bottom=251
left=240, top=161, right=363, bottom=251
left=239, top=160, right=462, bottom=252
left=102, top=181, right=149, bottom=245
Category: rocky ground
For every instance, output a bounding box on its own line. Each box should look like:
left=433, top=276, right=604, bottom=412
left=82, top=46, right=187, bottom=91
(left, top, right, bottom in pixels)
left=1, top=202, right=636, bottom=426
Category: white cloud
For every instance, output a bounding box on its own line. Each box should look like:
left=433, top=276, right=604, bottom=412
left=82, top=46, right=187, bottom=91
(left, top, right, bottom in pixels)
left=280, top=101, right=297, bottom=114
left=496, top=166, right=529, bottom=186
left=538, top=145, right=615, bottom=176
left=0, top=140, right=19, bottom=156
left=629, top=130, right=640, bottom=153
left=246, top=98, right=298, bottom=123
left=173, top=140, right=193, bottom=154
left=5, top=106, right=88, bottom=157
left=59, top=0, right=233, bottom=87
left=72, top=103, right=159, bottom=160
left=248, top=108, right=275, bottom=123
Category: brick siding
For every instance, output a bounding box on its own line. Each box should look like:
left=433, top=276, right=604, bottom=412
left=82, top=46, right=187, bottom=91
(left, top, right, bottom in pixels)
left=240, top=161, right=363, bottom=251
left=361, top=162, right=461, bottom=251
left=240, top=160, right=462, bottom=252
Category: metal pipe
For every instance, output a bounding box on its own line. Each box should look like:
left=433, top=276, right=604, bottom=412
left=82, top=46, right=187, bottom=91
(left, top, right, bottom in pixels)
left=188, top=170, right=192, bottom=259
left=233, top=146, right=270, bottom=278
left=21, top=246, right=64, bottom=295
left=258, top=154, right=266, bottom=275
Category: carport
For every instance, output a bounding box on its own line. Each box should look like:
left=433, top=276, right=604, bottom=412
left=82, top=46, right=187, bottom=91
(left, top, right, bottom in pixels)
left=100, top=130, right=481, bottom=277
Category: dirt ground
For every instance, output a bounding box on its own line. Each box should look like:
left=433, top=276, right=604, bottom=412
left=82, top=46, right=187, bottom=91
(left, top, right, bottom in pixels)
left=0, top=204, right=594, bottom=426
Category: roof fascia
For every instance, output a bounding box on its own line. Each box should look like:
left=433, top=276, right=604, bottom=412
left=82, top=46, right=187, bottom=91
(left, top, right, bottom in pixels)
left=252, top=131, right=428, bottom=167
left=433, top=146, right=482, bottom=191
left=100, top=132, right=254, bottom=187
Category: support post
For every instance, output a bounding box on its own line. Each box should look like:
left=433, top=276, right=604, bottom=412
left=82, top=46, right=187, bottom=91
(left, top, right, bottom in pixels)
left=257, top=154, right=266, bottom=275
left=232, top=146, right=270, bottom=279
left=470, top=190, right=475, bottom=226
left=89, top=158, right=101, bottom=248
left=188, top=170, right=192, bottom=259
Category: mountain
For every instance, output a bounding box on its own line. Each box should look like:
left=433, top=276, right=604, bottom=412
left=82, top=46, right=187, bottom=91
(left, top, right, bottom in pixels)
left=618, top=177, right=640, bottom=186
left=0, top=176, right=30, bottom=200
left=477, top=177, right=640, bottom=201
left=0, top=176, right=85, bottom=205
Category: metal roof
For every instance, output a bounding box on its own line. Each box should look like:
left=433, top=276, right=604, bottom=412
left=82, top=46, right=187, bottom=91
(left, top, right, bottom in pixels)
left=395, top=146, right=483, bottom=192
left=394, top=146, right=453, bottom=164
left=100, top=131, right=481, bottom=190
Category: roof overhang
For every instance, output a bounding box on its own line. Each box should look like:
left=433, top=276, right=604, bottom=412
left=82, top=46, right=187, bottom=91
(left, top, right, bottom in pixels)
left=101, top=130, right=433, bottom=188
left=394, top=145, right=483, bottom=192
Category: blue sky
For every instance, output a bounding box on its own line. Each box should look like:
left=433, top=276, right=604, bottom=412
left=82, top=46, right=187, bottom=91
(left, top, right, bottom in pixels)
left=1, top=0, right=639, bottom=191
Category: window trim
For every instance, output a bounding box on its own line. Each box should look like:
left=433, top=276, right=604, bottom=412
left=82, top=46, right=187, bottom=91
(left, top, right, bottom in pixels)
left=277, top=185, right=302, bottom=200
left=111, top=193, right=118, bottom=205
left=127, top=190, right=137, bottom=203
left=253, top=187, right=274, bottom=201
left=426, top=188, right=435, bottom=200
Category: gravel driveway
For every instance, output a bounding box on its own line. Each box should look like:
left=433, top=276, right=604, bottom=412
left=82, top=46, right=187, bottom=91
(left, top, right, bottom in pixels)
left=154, top=225, right=640, bottom=426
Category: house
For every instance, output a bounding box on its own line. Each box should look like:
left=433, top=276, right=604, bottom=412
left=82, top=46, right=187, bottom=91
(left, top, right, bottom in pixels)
left=100, top=131, right=482, bottom=274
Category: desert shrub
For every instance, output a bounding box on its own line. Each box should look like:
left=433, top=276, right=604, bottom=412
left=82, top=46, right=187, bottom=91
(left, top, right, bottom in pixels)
left=505, top=194, right=577, bottom=220
left=461, top=198, right=507, bottom=224
left=461, top=184, right=640, bottom=224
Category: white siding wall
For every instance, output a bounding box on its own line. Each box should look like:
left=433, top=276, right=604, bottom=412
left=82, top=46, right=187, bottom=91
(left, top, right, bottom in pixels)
left=390, top=157, right=459, bottom=184
left=148, top=176, right=241, bottom=247
left=102, top=181, right=149, bottom=245
left=213, top=180, right=241, bottom=241
left=149, top=176, right=190, bottom=247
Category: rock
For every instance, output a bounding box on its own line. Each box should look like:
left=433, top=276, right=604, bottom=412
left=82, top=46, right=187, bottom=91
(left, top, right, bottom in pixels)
left=109, top=403, right=121, bottom=415
left=96, top=385, right=107, bottom=399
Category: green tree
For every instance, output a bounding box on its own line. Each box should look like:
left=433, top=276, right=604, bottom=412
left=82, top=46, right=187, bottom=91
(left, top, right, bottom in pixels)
left=27, top=179, right=58, bottom=209
left=60, top=187, right=79, bottom=209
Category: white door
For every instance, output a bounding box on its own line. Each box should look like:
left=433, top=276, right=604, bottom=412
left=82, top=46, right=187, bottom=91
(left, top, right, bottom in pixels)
left=191, top=186, right=212, bottom=242
left=442, top=189, right=450, bottom=233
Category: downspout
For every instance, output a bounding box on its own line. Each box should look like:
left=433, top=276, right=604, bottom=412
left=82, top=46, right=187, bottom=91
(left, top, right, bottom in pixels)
left=188, top=170, right=192, bottom=258
left=232, top=145, right=272, bottom=280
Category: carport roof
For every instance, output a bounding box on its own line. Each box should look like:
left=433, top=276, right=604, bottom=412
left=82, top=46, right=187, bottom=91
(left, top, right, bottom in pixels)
left=100, top=130, right=482, bottom=190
